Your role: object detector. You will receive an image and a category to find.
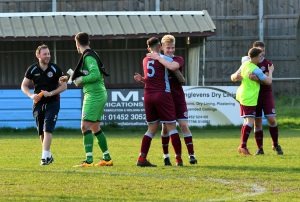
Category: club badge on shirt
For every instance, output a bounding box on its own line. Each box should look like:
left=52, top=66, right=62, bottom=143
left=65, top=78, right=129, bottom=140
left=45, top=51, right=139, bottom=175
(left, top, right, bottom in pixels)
left=47, top=72, right=53, bottom=78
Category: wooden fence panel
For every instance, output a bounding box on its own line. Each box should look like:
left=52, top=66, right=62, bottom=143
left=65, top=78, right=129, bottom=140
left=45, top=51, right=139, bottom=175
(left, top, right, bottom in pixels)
left=0, top=0, right=299, bottom=95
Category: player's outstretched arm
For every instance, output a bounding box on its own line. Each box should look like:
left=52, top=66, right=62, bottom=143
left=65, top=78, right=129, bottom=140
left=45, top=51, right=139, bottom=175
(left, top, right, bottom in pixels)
left=251, top=64, right=274, bottom=83
left=231, top=67, right=242, bottom=82
left=260, top=64, right=273, bottom=85
left=253, top=65, right=273, bottom=85
left=147, top=52, right=180, bottom=71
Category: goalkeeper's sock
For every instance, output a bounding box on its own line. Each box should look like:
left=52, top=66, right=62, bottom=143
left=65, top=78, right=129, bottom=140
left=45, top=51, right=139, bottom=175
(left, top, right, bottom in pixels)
left=83, top=130, right=93, bottom=163
left=94, top=130, right=111, bottom=161
left=269, top=125, right=279, bottom=147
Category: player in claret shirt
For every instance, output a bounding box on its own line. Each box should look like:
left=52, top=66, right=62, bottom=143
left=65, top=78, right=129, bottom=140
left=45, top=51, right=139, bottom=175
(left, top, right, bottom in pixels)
left=136, top=37, right=183, bottom=167
left=232, top=47, right=273, bottom=155
left=146, top=35, right=197, bottom=165
left=233, top=41, right=283, bottom=155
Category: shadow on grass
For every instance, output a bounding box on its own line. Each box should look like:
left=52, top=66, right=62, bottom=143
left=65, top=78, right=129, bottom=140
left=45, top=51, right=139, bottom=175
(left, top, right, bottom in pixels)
left=0, top=126, right=299, bottom=139
left=203, top=165, right=300, bottom=174
left=0, top=194, right=130, bottom=201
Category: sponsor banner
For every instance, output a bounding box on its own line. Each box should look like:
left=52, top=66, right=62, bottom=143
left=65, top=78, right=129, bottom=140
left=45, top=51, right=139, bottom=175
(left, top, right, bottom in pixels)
left=103, top=87, right=242, bottom=126
left=183, top=86, right=242, bottom=126
left=102, top=89, right=146, bottom=126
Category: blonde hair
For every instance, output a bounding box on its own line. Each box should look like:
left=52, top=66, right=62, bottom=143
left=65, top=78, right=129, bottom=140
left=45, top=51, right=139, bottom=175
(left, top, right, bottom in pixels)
left=161, top=35, right=175, bottom=45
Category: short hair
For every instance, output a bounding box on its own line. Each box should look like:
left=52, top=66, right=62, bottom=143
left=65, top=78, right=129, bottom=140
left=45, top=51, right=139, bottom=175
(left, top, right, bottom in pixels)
left=147, top=37, right=160, bottom=48
left=161, top=35, right=175, bottom=45
left=35, top=44, right=49, bottom=55
left=252, top=41, right=265, bottom=48
left=248, top=47, right=263, bottom=58
left=75, top=32, right=89, bottom=46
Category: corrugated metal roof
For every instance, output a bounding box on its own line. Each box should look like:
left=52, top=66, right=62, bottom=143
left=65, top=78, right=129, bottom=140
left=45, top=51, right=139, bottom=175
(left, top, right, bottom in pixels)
left=0, top=11, right=215, bottom=40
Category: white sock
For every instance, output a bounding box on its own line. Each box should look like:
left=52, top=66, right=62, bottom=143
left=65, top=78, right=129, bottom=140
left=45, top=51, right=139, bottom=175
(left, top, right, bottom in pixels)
left=42, top=150, right=51, bottom=159
left=47, top=151, right=52, bottom=158
left=163, top=154, right=170, bottom=159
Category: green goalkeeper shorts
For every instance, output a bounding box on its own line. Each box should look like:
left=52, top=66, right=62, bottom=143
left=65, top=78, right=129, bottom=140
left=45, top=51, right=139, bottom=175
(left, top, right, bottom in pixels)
left=82, top=91, right=107, bottom=122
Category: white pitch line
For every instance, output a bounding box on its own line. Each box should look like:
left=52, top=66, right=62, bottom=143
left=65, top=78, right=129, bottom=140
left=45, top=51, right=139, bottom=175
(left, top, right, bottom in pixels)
left=205, top=178, right=267, bottom=202
left=0, top=168, right=267, bottom=201
left=0, top=167, right=192, bottom=179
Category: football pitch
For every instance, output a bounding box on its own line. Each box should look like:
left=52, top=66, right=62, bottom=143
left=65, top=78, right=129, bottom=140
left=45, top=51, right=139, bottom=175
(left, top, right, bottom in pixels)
left=0, top=127, right=299, bottom=201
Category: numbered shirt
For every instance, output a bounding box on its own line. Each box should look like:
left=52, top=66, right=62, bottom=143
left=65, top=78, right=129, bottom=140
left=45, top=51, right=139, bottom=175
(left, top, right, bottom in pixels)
left=143, top=56, right=170, bottom=93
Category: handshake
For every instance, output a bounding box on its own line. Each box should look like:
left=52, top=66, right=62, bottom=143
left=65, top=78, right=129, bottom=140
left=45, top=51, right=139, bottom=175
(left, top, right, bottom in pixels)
left=59, top=69, right=83, bottom=87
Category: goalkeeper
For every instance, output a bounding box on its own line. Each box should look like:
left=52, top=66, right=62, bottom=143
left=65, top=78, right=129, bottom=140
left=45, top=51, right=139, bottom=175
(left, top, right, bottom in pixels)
left=62, top=32, right=112, bottom=167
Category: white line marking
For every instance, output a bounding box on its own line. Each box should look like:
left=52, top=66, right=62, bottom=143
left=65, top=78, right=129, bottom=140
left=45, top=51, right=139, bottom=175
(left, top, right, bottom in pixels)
left=0, top=168, right=266, bottom=201
left=205, top=178, right=266, bottom=201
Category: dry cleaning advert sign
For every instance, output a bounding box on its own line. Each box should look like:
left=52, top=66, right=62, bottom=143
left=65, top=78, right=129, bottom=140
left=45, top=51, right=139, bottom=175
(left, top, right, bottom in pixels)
left=183, top=86, right=241, bottom=126
left=103, top=87, right=241, bottom=126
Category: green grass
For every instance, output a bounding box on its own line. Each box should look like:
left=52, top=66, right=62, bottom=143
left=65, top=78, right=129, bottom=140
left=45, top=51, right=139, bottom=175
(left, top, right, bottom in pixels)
left=276, top=96, right=300, bottom=128
left=0, top=127, right=299, bottom=201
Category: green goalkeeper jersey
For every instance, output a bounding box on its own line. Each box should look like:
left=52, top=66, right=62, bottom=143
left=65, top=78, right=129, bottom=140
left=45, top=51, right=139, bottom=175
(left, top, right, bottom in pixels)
left=81, top=56, right=106, bottom=94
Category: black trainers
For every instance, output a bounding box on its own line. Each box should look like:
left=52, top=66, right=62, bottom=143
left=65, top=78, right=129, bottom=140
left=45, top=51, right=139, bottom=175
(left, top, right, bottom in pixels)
left=189, top=156, right=198, bottom=164
left=40, top=156, right=54, bottom=166
left=273, top=145, right=283, bottom=155
left=137, top=159, right=157, bottom=167
left=164, top=157, right=172, bottom=166
left=255, top=148, right=265, bottom=155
